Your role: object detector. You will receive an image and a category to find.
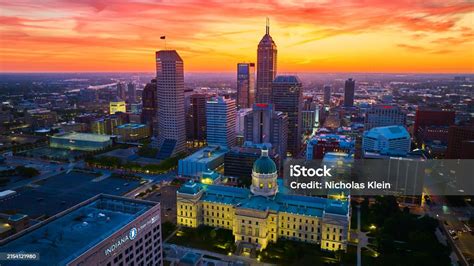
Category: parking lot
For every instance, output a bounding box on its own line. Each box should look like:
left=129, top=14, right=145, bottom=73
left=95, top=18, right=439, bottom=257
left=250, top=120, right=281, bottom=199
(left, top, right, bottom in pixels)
left=0, top=171, right=141, bottom=218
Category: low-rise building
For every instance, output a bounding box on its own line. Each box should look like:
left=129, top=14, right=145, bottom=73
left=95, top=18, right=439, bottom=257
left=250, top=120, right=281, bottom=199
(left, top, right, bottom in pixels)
left=50, top=132, right=112, bottom=151
left=363, top=125, right=411, bottom=156
left=116, top=123, right=150, bottom=141
left=178, top=146, right=226, bottom=177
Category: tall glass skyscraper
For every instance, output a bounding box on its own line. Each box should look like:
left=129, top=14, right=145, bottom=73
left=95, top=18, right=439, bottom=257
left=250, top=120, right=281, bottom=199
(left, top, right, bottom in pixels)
left=344, top=78, right=355, bottom=107
left=206, top=96, right=236, bottom=148
left=237, top=63, right=255, bottom=109
left=154, top=50, right=186, bottom=157
left=272, top=75, right=303, bottom=156
left=256, top=19, right=277, bottom=104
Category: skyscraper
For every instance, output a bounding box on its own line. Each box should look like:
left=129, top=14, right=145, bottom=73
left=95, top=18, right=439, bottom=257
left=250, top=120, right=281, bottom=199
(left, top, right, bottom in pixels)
left=343, top=78, right=355, bottom=107
left=141, top=79, right=157, bottom=126
left=323, top=85, right=331, bottom=105
left=272, top=75, right=303, bottom=156
left=206, top=96, right=236, bottom=148
left=186, top=93, right=211, bottom=145
left=117, top=82, right=127, bottom=101
left=244, top=103, right=288, bottom=160
left=256, top=19, right=277, bottom=104
left=237, top=63, right=255, bottom=109
left=127, top=81, right=136, bottom=103
left=155, top=50, right=186, bottom=158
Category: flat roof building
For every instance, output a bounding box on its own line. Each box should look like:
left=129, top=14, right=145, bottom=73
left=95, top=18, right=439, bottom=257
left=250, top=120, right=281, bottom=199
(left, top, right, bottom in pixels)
left=0, top=194, right=162, bottom=266
left=363, top=125, right=411, bottom=156
left=116, top=123, right=150, bottom=141
left=178, top=146, right=227, bottom=177
left=50, top=132, right=113, bottom=151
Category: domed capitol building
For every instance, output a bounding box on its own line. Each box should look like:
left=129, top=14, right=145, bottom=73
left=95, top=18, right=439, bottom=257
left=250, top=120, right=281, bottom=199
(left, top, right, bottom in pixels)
left=176, top=148, right=350, bottom=252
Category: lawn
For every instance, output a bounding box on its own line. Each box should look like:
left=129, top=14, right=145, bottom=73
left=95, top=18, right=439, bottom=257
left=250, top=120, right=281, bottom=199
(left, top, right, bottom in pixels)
left=168, top=226, right=235, bottom=255
left=259, top=239, right=342, bottom=265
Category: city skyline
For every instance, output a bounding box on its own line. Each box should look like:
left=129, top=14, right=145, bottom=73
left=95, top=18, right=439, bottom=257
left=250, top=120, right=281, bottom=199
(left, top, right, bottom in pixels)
left=1, top=0, right=473, bottom=73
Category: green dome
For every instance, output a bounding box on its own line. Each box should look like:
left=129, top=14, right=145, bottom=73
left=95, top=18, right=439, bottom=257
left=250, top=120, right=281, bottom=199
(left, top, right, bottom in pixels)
left=252, top=151, right=277, bottom=174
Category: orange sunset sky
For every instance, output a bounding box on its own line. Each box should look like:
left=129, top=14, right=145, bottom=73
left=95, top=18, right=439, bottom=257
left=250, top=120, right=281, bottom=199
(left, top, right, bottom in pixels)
left=0, top=0, right=473, bottom=73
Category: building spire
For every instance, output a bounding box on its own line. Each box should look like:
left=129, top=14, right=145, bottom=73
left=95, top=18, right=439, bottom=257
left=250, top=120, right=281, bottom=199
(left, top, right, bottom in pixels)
left=266, top=17, right=269, bottom=35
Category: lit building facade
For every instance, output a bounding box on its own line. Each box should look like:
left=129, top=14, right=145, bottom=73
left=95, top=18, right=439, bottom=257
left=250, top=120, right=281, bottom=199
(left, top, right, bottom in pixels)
left=206, top=96, right=237, bottom=148
left=109, top=101, right=126, bottom=115
left=237, top=63, right=255, bottom=109
left=50, top=132, right=112, bottom=151
left=155, top=50, right=186, bottom=157
left=116, top=123, right=150, bottom=141
left=177, top=150, right=351, bottom=252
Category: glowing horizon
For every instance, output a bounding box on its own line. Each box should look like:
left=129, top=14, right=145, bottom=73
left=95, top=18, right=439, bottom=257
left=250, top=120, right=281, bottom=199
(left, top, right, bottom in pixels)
left=0, top=0, right=473, bottom=73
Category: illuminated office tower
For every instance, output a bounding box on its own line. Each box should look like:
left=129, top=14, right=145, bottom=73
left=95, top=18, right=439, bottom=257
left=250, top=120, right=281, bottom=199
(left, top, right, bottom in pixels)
left=272, top=75, right=303, bottom=156
left=256, top=19, right=277, bottom=104
left=206, top=96, right=236, bottom=148
left=155, top=50, right=186, bottom=158
left=343, top=78, right=355, bottom=107
left=237, top=63, right=255, bottom=109
left=109, top=100, right=126, bottom=114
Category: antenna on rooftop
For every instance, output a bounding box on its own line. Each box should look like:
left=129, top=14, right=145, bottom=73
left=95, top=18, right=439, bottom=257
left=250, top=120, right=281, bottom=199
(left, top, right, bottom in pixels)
left=266, top=17, right=270, bottom=34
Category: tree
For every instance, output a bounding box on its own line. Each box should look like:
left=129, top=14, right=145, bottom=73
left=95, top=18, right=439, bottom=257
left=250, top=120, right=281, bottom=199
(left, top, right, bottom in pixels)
left=15, top=166, right=39, bottom=178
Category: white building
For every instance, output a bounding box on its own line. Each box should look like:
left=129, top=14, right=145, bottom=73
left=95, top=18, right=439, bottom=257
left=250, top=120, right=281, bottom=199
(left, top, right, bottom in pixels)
left=206, top=97, right=236, bottom=148
left=363, top=125, right=411, bottom=156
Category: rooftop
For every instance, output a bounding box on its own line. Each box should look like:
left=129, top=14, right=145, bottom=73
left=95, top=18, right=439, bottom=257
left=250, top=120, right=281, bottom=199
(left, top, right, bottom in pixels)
left=117, top=123, right=147, bottom=129
left=308, top=134, right=354, bottom=149
left=273, top=75, right=301, bottom=84
left=177, top=181, right=349, bottom=217
left=364, top=125, right=410, bottom=140
left=0, top=195, right=155, bottom=266
left=51, top=132, right=112, bottom=142
left=180, top=146, right=227, bottom=163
